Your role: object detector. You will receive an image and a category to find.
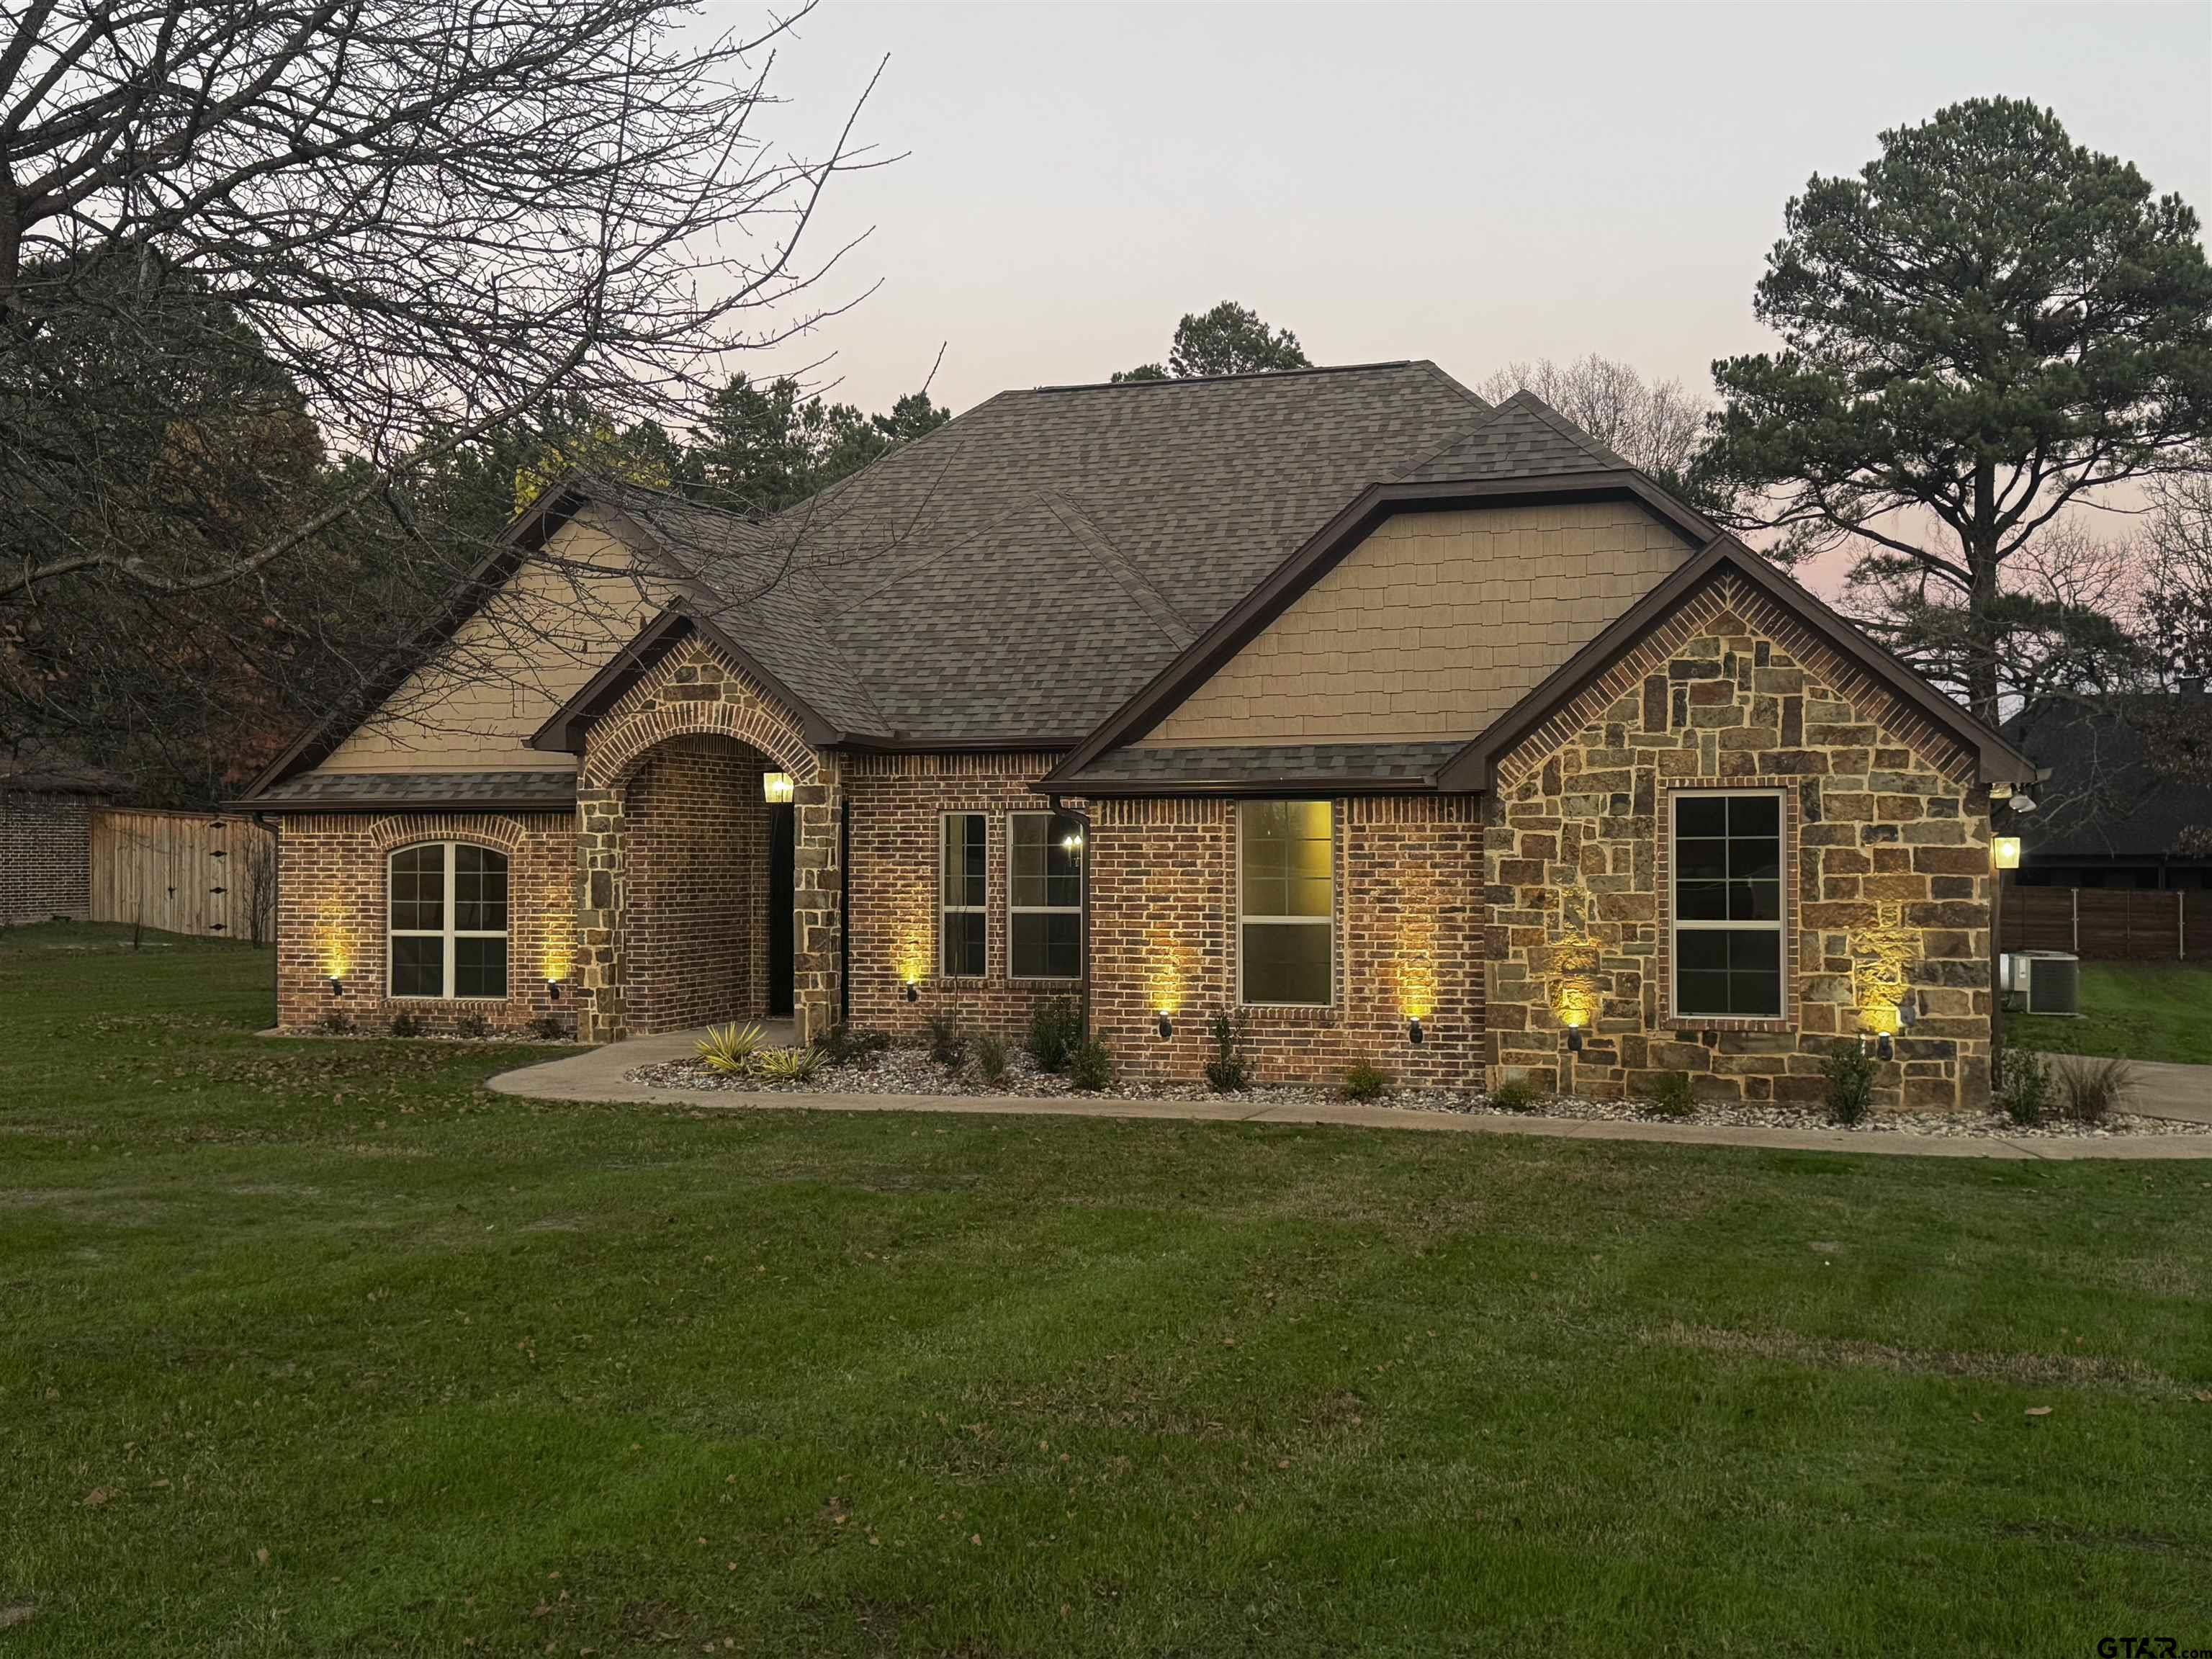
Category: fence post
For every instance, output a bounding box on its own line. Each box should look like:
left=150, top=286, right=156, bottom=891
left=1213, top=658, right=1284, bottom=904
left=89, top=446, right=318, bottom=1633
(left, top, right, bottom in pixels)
left=2071, top=886, right=2079, bottom=956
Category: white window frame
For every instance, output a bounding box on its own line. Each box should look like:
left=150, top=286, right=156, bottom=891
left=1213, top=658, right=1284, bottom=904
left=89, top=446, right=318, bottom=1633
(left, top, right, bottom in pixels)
left=1668, top=788, right=1786, bottom=1021
left=1007, top=810, right=1084, bottom=981
left=1236, top=799, right=1336, bottom=1008
left=938, top=812, right=987, bottom=979
left=387, top=842, right=510, bottom=1001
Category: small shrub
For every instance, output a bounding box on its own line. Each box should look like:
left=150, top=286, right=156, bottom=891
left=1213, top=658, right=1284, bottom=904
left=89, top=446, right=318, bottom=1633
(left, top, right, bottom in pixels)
left=755, top=1046, right=827, bottom=1084
left=813, top=1023, right=889, bottom=1066
left=1637, top=1071, right=1694, bottom=1118
left=1488, top=1079, right=1539, bottom=1113
left=1995, top=1043, right=2053, bottom=1125
left=1822, top=1038, right=1878, bottom=1125
left=1068, top=1037, right=1112, bottom=1092
left=1204, top=1011, right=1251, bottom=1094
left=1025, top=997, right=1083, bottom=1074
left=2054, top=1053, right=2136, bottom=1123
left=1341, top=1063, right=1393, bottom=1102
left=529, top=1014, right=570, bottom=1043
left=696, top=1022, right=766, bottom=1074
left=454, top=1010, right=492, bottom=1040
left=974, top=1031, right=1010, bottom=1085
left=927, top=1012, right=966, bottom=1069
left=387, top=1010, right=426, bottom=1038
left=318, top=1011, right=356, bottom=1036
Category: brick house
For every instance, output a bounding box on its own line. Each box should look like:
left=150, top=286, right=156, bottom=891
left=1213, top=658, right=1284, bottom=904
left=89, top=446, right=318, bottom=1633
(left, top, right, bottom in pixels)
left=2, top=740, right=126, bottom=925
left=238, top=366, right=2036, bottom=1108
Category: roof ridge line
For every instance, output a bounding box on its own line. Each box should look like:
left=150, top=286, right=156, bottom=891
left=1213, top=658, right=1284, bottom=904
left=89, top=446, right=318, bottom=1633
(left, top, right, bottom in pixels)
left=1032, top=360, right=1417, bottom=395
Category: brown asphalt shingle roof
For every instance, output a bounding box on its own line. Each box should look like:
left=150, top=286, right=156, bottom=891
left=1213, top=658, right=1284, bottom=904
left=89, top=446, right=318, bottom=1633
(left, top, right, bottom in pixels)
left=618, top=361, right=1494, bottom=743
left=251, top=771, right=578, bottom=809
left=1062, top=742, right=1467, bottom=792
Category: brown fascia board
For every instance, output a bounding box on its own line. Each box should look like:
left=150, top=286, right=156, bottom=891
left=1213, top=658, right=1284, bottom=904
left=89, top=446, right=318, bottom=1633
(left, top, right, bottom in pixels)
left=1433, top=538, right=2041, bottom=792
left=240, top=477, right=613, bottom=799
left=527, top=605, right=855, bottom=753
left=1040, top=472, right=1717, bottom=792
left=225, top=795, right=575, bottom=815
left=1056, top=771, right=1441, bottom=799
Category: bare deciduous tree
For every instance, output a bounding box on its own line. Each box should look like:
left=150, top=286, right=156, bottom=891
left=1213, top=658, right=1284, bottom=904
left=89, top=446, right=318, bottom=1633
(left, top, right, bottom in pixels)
left=1474, top=354, right=1709, bottom=483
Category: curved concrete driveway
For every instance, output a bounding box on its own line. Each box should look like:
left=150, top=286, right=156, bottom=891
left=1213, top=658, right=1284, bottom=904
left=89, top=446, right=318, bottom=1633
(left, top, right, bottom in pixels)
left=489, top=1030, right=2212, bottom=1162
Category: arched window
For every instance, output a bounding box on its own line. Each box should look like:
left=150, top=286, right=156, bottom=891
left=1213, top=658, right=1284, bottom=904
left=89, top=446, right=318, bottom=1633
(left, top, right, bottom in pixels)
left=388, top=843, right=509, bottom=999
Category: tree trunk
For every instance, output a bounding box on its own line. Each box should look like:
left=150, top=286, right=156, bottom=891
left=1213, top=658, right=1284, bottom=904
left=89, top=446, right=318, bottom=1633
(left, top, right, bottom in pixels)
left=1966, top=459, right=2002, bottom=727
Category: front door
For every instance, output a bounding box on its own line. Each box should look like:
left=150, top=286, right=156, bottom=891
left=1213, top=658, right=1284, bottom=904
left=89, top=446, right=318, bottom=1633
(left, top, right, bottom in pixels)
left=767, top=802, right=795, bottom=1016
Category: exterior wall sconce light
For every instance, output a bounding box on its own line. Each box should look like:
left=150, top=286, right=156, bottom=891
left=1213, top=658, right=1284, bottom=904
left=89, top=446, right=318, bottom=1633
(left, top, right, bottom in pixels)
left=326, top=976, right=345, bottom=997
left=1876, top=1031, right=1894, bottom=1061
left=1156, top=1013, right=1173, bottom=1040
left=1062, top=831, right=1084, bottom=853
left=903, top=981, right=919, bottom=1003
left=1566, top=1025, right=1584, bottom=1053
left=547, top=979, right=564, bottom=1002
left=1407, top=1017, right=1424, bottom=1046
left=762, top=770, right=795, bottom=804
left=1992, top=836, right=2021, bottom=870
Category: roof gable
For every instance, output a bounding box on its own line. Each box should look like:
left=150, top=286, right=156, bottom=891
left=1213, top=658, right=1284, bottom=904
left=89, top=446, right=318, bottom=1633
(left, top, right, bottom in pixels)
left=1398, top=390, right=1635, bottom=484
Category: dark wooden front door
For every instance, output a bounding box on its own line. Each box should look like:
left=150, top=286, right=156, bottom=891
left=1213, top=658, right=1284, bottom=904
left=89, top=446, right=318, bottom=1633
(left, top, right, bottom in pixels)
left=768, top=802, right=795, bottom=1016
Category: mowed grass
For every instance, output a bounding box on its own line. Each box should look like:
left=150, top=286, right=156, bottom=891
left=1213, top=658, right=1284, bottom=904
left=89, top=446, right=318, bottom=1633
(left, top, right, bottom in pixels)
left=2009, top=959, right=2212, bottom=1066
left=3, top=926, right=2210, bottom=1657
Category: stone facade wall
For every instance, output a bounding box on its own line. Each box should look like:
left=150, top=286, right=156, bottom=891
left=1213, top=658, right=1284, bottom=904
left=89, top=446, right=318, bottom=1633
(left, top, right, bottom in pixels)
left=575, top=637, right=836, bottom=1043
left=1088, top=794, right=1486, bottom=1087
left=844, top=752, right=1080, bottom=1041
left=271, top=810, right=575, bottom=1035
left=1, top=791, right=94, bottom=924
left=1484, top=571, right=1995, bottom=1111
left=623, top=736, right=770, bottom=1034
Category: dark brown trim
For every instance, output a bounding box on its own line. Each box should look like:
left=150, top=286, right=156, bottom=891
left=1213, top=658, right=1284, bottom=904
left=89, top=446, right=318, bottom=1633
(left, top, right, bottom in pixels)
left=1060, top=773, right=1444, bottom=799
left=1041, top=473, right=1719, bottom=792
left=227, top=797, right=577, bottom=815
left=1434, top=539, right=2039, bottom=791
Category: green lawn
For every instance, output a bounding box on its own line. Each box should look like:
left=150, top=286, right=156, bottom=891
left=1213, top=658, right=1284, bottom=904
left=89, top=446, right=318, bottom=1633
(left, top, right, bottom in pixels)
left=2009, top=959, right=2212, bottom=1066
left=4, top=925, right=2211, bottom=1657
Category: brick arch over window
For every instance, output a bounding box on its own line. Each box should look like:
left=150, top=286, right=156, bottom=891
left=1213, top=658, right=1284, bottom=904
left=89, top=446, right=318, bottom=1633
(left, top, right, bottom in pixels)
left=572, top=637, right=842, bottom=1046
left=366, top=813, right=533, bottom=857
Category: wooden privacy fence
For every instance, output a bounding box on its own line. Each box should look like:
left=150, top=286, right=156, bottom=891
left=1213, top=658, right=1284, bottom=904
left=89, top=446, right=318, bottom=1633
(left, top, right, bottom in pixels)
left=2000, top=884, right=2211, bottom=961
left=89, top=809, right=276, bottom=942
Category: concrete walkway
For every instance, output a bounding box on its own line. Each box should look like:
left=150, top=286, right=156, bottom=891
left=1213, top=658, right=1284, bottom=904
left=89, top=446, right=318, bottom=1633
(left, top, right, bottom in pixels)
left=2126, top=1059, right=2212, bottom=1126
left=487, top=1029, right=2212, bottom=1163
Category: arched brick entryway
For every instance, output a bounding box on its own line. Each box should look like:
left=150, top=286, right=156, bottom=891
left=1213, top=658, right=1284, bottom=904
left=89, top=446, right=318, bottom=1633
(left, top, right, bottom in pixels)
left=574, top=639, right=842, bottom=1045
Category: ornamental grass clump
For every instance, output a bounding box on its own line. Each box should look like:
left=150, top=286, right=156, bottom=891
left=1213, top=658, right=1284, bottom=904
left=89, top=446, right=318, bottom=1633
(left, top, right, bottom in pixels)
left=755, top=1046, right=826, bottom=1084
left=926, top=1012, right=966, bottom=1069
left=1487, top=1079, right=1539, bottom=1113
left=974, top=1031, right=1010, bottom=1084
left=696, top=1022, right=765, bottom=1074
left=2054, top=1053, right=2136, bottom=1123
left=1636, top=1071, right=1694, bottom=1119
left=1822, top=1038, right=1878, bottom=1125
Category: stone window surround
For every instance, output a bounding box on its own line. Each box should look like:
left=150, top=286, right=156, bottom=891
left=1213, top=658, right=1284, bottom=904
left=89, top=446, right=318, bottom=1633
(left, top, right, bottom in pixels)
left=1233, top=798, right=1341, bottom=1013
left=1654, top=776, right=1802, bottom=1033
left=385, top=838, right=513, bottom=1002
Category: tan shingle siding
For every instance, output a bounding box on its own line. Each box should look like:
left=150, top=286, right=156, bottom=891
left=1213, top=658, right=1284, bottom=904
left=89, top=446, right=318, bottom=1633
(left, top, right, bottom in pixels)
left=1149, top=501, right=1687, bottom=747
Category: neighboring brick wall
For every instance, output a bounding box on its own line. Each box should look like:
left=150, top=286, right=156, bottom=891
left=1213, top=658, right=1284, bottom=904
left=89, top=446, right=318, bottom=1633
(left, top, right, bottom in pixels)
left=1088, top=794, right=1486, bottom=1087
left=844, top=752, right=1082, bottom=1040
left=1, top=791, right=94, bottom=923
left=271, top=810, right=574, bottom=1034
left=575, top=637, right=835, bottom=1043
left=624, top=736, right=770, bottom=1033
left=1484, top=571, right=1995, bottom=1111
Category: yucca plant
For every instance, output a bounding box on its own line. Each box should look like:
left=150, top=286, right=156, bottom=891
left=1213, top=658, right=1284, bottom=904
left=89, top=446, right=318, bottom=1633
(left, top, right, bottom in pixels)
left=696, top=1022, right=767, bottom=1074
left=755, top=1046, right=826, bottom=1084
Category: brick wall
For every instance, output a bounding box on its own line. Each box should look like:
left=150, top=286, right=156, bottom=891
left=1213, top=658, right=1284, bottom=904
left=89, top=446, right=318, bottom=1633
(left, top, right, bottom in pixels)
left=1484, top=571, right=1995, bottom=1111
left=844, top=752, right=1084, bottom=1040
left=1087, top=793, right=1486, bottom=1087
left=1, top=791, right=94, bottom=924
left=271, top=810, right=574, bottom=1034
left=624, top=736, right=770, bottom=1033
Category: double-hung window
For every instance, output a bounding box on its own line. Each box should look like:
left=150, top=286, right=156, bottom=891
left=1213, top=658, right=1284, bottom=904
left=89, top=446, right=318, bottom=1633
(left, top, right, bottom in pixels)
left=1670, top=791, right=1784, bottom=1019
left=388, top=843, right=509, bottom=999
left=1009, top=811, right=1083, bottom=979
left=940, top=813, right=987, bottom=977
left=1238, top=801, right=1334, bottom=1005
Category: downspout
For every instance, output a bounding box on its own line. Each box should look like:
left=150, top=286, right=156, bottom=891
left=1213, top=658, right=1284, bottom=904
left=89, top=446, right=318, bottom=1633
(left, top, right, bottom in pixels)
left=1051, top=795, right=1094, bottom=1037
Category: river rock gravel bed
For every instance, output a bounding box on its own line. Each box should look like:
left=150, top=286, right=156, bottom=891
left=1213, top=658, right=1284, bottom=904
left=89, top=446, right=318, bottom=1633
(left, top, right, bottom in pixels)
left=626, top=1045, right=2190, bottom=1137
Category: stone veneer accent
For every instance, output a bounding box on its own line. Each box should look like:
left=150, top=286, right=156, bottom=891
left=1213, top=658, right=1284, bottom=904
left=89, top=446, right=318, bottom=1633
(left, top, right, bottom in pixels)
left=1484, top=570, right=1996, bottom=1110
left=575, top=637, right=835, bottom=1044
left=1088, top=794, right=1485, bottom=1087
left=844, top=751, right=1082, bottom=1039
left=271, top=809, right=574, bottom=1033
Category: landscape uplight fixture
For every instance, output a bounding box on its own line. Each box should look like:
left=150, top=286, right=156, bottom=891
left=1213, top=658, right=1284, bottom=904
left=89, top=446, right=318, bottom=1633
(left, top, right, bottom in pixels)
left=903, top=981, right=919, bottom=1003
left=1566, top=1025, right=1585, bottom=1053
left=1156, top=1012, right=1173, bottom=1040
left=326, top=976, right=345, bottom=997
left=1407, top=1017, right=1424, bottom=1046
left=546, top=979, right=564, bottom=1002
left=1876, top=1031, right=1894, bottom=1061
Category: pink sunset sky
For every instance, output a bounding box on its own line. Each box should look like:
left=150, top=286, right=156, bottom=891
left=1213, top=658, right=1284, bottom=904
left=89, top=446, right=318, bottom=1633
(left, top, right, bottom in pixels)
left=731, top=0, right=2212, bottom=422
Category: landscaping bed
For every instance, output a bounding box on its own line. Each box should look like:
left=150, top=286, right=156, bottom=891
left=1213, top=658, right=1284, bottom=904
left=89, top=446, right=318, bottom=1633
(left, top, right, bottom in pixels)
left=626, top=1043, right=2193, bottom=1138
